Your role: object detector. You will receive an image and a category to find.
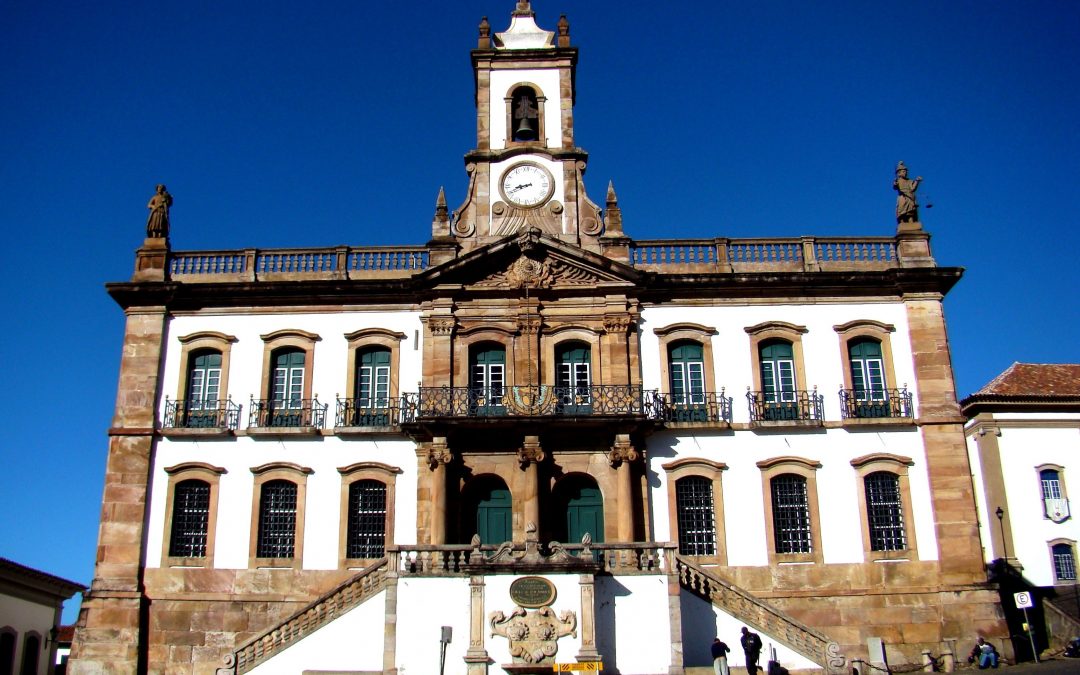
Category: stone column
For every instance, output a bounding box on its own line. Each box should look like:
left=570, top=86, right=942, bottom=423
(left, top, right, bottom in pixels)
left=427, top=437, right=452, bottom=546
left=465, top=575, right=491, bottom=675
left=70, top=306, right=168, bottom=674
left=518, top=436, right=545, bottom=536
left=609, top=434, right=638, bottom=542
left=576, top=574, right=601, bottom=663
left=601, top=312, right=633, bottom=385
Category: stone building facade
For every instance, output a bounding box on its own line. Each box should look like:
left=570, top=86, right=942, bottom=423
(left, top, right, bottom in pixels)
left=72, top=3, right=1005, bottom=673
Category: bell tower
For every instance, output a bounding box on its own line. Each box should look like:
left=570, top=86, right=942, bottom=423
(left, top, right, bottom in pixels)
left=440, top=1, right=612, bottom=250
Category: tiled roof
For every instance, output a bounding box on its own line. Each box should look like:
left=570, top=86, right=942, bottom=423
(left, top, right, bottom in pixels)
left=0, top=557, right=85, bottom=594
left=973, top=363, right=1080, bottom=397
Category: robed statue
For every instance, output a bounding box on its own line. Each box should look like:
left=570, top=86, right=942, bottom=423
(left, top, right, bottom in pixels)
left=146, top=184, right=173, bottom=238
left=893, top=162, right=922, bottom=224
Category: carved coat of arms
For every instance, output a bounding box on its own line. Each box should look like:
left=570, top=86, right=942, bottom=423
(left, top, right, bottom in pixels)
left=490, top=605, right=577, bottom=664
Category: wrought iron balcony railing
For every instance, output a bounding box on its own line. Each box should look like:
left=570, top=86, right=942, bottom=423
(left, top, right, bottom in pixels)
left=746, top=389, right=825, bottom=423
left=653, top=391, right=733, bottom=424
left=163, top=397, right=242, bottom=430
left=335, top=397, right=405, bottom=428
left=838, top=388, right=914, bottom=420
left=248, top=398, right=327, bottom=429
left=404, top=385, right=661, bottom=419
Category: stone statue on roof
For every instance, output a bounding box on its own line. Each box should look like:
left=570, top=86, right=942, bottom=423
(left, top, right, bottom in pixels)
left=893, top=161, right=922, bottom=224
left=146, top=184, right=172, bottom=238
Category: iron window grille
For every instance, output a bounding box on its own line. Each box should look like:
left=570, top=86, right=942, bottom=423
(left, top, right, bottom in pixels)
left=865, top=472, right=906, bottom=551
left=256, top=480, right=297, bottom=558
left=1053, top=543, right=1077, bottom=582
left=771, top=474, right=812, bottom=554
left=169, top=480, right=210, bottom=558
left=346, top=480, right=388, bottom=559
left=675, top=476, right=716, bottom=556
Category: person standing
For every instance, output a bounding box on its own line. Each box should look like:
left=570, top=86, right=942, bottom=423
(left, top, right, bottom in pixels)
left=711, top=636, right=730, bottom=675
left=740, top=626, right=762, bottom=675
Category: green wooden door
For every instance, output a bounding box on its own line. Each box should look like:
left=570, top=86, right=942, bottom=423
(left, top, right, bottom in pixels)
left=566, top=485, right=604, bottom=544
left=476, top=487, right=512, bottom=544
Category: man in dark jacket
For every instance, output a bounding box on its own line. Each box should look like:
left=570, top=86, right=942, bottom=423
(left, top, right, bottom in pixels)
left=741, top=627, right=763, bottom=675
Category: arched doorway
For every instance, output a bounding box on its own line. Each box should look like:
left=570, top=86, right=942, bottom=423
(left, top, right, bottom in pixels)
left=461, top=476, right=512, bottom=544
left=552, top=474, right=604, bottom=544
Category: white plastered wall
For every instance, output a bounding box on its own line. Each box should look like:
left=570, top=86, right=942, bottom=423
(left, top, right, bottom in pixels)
left=641, top=302, right=939, bottom=564
left=147, top=311, right=423, bottom=570
left=0, top=593, right=55, bottom=675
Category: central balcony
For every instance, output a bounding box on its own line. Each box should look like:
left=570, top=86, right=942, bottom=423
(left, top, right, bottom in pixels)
left=405, top=385, right=661, bottom=419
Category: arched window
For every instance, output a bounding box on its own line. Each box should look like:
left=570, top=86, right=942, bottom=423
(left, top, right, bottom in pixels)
left=169, top=479, right=211, bottom=558
left=864, top=472, right=906, bottom=551
left=675, top=476, right=716, bottom=556
left=257, top=479, right=298, bottom=559
left=849, top=339, right=885, bottom=397
left=510, top=86, right=540, bottom=142
left=19, top=634, right=39, bottom=675
left=268, top=348, right=306, bottom=426
left=470, top=343, right=506, bottom=415
left=669, top=341, right=705, bottom=405
left=771, top=473, right=811, bottom=554
left=356, top=347, right=391, bottom=408
left=0, top=629, right=16, bottom=675
left=556, top=341, right=592, bottom=414
left=346, top=480, right=388, bottom=559
left=1053, top=543, right=1077, bottom=582
left=760, top=340, right=797, bottom=420
left=184, top=349, right=222, bottom=426
left=1040, top=468, right=1070, bottom=521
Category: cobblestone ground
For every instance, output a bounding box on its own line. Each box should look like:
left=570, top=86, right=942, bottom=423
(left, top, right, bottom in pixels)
left=993, top=656, right=1080, bottom=673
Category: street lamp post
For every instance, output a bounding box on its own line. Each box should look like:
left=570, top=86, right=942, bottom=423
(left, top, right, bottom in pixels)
left=996, top=506, right=1008, bottom=565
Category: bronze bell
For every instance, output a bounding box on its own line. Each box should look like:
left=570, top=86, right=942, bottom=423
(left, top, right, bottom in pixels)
left=514, top=115, right=537, bottom=141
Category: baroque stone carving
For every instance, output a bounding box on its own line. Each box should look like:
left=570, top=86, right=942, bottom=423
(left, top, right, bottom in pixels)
left=608, top=442, right=639, bottom=468
left=426, top=444, right=453, bottom=469
left=428, top=318, right=456, bottom=336
left=603, top=314, right=634, bottom=334
left=506, top=256, right=554, bottom=288
left=489, top=606, right=577, bottom=664
left=452, top=163, right=477, bottom=237
left=517, top=443, right=546, bottom=467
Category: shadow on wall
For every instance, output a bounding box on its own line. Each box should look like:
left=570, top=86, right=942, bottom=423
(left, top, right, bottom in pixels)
left=595, top=577, right=633, bottom=672
left=680, top=589, right=721, bottom=667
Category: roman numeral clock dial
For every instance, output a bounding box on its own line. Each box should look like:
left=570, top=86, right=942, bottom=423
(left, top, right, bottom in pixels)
left=500, top=162, right=554, bottom=208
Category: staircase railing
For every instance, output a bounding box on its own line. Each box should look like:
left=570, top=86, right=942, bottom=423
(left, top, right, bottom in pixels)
left=225, top=558, right=390, bottom=674
left=675, top=555, right=835, bottom=668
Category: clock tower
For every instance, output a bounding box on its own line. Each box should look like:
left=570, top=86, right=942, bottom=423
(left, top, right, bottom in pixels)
left=435, top=1, right=617, bottom=251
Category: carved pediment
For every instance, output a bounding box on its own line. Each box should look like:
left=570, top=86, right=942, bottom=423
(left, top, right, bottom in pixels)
left=422, top=229, right=639, bottom=291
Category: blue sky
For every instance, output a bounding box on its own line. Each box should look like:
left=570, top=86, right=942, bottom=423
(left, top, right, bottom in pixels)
left=2, top=1, right=1077, bottom=623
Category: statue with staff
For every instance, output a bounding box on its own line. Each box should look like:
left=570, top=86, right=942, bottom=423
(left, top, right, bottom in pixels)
left=893, top=161, right=922, bottom=224
left=146, top=184, right=172, bottom=238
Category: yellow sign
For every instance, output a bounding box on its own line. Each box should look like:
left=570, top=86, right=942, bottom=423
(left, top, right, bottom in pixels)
left=552, top=663, right=602, bottom=672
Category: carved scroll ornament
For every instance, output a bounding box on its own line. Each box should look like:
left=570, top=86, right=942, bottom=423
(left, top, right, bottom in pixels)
left=490, top=606, right=577, bottom=664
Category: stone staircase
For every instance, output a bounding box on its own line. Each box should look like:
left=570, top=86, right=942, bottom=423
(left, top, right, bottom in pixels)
left=222, top=558, right=391, bottom=674
left=675, top=556, right=842, bottom=671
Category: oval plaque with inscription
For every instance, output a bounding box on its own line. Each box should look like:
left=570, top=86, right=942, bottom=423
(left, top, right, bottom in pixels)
left=509, top=576, right=556, bottom=608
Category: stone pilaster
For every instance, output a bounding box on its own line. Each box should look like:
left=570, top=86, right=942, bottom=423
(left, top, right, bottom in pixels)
left=971, top=418, right=1011, bottom=560
left=465, top=575, right=491, bottom=675
left=576, top=574, right=600, bottom=663
left=608, top=434, right=638, bottom=541
left=422, top=310, right=455, bottom=387
left=70, top=305, right=169, bottom=674
left=905, top=295, right=983, bottom=583
left=601, top=309, right=634, bottom=385
left=427, top=437, right=452, bottom=546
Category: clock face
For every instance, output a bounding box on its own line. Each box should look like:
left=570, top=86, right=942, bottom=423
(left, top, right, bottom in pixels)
left=500, top=162, right=555, bottom=208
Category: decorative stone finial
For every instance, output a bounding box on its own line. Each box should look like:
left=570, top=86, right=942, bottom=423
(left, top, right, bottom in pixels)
left=513, top=0, right=534, bottom=16
left=557, top=14, right=570, bottom=47
left=893, top=161, right=923, bottom=226
left=434, top=186, right=448, bottom=221
left=145, top=184, right=172, bottom=239
left=478, top=16, right=491, bottom=48
left=603, top=180, right=623, bottom=236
